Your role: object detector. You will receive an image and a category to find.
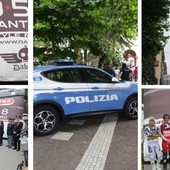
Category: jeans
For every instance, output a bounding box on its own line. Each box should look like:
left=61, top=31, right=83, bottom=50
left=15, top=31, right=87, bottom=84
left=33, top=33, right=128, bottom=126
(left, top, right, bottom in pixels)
left=7, top=135, right=12, bottom=147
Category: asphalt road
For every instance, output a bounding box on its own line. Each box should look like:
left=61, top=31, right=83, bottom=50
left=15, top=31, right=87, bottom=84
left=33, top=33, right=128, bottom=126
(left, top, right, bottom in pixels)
left=34, top=112, right=137, bottom=170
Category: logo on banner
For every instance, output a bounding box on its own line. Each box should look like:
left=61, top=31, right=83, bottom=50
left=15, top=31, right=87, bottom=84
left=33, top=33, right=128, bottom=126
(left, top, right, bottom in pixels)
left=0, top=0, right=28, bottom=32
left=0, top=98, right=14, bottom=105
left=0, top=46, right=28, bottom=63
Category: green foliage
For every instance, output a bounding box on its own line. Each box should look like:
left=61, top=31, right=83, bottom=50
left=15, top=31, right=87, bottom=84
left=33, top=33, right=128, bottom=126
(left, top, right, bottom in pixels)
left=142, top=0, right=170, bottom=84
left=34, top=0, right=138, bottom=63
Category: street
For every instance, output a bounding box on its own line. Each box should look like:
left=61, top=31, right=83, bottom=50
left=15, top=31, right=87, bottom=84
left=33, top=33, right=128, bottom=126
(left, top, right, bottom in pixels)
left=34, top=112, right=137, bottom=170
left=0, top=139, right=25, bottom=170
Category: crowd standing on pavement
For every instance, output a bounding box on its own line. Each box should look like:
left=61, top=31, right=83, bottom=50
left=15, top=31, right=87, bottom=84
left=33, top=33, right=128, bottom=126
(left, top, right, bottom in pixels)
left=0, top=114, right=26, bottom=151
left=101, top=60, right=137, bottom=82
left=143, top=115, right=170, bottom=170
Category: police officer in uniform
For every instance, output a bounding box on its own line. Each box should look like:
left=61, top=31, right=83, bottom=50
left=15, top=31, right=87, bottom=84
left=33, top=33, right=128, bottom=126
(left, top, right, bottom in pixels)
left=119, top=63, right=132, bottom=81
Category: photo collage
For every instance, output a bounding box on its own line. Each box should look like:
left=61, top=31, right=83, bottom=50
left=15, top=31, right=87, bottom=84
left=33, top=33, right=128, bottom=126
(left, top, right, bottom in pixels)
left=0, top=0, right=170, bottom=170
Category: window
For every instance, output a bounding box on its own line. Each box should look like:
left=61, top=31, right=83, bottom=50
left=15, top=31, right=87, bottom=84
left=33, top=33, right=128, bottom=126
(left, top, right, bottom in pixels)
left=43, top=68, right=82, bottom=83
left=83, top=68, right=111, bottom=83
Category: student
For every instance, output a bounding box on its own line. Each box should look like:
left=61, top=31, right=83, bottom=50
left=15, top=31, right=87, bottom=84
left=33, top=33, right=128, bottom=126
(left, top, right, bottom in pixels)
left=0, top=120, right=4, bottom=146
left=144, top=117, right=167, bottom=170
left=7, top=118, right=13, bottom=148
left=160, top=114, right=170, bottom=169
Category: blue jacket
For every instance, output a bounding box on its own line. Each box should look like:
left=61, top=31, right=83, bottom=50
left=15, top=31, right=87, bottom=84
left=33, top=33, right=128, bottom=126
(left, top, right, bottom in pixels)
left=7, top=124, right=13, bottom=136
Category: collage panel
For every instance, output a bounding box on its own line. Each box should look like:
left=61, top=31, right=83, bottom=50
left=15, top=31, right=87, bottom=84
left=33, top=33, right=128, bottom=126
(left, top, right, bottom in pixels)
left=142, top=0, right=170, bottom=85
left=33, top=0, right=139, bottom=170
left=0, top=0, right=28, bottom=85
left=0, top=88, right=28, bottom=170
left=142, top=89, right=170, bottom=170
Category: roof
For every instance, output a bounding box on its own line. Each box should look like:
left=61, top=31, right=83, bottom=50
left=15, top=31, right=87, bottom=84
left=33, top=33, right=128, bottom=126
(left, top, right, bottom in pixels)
left=34, top=64, right=109, bottom=74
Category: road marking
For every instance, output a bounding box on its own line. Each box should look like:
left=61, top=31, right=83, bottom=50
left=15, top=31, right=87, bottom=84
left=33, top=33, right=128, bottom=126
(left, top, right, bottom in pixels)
left=51, top=131, right=74, bottom=141
left=68, top=119, right=86, bottom=126
left=76, top=113, right=119, bottom=170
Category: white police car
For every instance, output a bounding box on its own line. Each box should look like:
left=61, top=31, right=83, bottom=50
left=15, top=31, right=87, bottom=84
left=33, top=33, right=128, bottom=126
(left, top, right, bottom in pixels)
left=34, top=59, right=138, bottom=136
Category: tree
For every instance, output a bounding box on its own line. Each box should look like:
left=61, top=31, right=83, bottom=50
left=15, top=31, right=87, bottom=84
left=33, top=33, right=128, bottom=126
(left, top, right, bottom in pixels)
left=142, top=0, right=170, bottom=84
left=34, top=0, right=137, bottom=64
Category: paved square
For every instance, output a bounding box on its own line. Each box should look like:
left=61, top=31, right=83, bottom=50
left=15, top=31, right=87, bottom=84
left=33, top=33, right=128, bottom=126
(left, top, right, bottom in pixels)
left=51, top=131, right=74, bottom=141
left=68, top=119, right=86, bottom=126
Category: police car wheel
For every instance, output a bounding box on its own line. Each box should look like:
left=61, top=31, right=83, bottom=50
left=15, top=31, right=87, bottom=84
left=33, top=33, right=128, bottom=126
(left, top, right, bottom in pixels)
left=124, top=96, right=137, bottom=120
left=34, top=105, right=59, bottom=136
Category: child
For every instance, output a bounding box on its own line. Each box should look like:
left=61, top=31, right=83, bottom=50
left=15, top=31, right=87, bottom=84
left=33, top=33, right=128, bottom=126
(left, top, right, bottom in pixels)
left=144, top=117, right=168, bottom=170
left=0, top=120, right=4, bottom=146
left=7, top=118, right=13, bottom=148
left=160, top=114, right=170, bottom=169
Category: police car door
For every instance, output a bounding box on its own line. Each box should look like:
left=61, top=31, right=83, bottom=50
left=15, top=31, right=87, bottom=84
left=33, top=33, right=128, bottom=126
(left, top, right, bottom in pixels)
left=82, top=68, right=124, bottom=112
left=43, top=68, right=90, bottom=115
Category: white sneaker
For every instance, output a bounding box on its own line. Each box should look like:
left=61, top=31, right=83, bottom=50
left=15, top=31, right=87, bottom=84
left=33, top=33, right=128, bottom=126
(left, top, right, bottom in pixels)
left=151, top=163, right=156, bottom=170
left=156, top=162, right=161, bottom=170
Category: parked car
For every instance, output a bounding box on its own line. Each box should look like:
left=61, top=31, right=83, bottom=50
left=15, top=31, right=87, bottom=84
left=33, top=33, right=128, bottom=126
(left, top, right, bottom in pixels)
left=33, top=59, right=138, bottom=136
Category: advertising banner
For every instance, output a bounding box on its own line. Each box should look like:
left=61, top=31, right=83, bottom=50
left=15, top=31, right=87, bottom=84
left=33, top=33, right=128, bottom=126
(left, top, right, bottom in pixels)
left=0, top=95, right=26, bottom=137
left=0, top=0, right=28, bottom=81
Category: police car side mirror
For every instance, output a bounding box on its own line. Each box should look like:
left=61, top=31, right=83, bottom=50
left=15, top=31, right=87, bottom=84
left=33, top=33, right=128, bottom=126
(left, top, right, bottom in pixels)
left=111, top=77, right=119, bottom=83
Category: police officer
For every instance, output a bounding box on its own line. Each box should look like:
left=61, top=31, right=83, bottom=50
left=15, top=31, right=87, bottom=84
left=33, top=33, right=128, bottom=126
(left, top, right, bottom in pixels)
left=119, top=63, right=132, bottom=81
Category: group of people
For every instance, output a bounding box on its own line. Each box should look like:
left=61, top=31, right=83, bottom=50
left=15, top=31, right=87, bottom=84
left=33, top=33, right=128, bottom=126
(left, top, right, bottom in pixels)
left=101, top=60, right=138, bottom=82
left=0, top=114, right=24, bottom=151
left=144, top=114, right=170, bottom=170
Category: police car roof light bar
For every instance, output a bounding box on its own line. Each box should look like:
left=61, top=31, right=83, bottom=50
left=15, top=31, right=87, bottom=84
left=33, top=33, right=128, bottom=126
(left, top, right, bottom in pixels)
left=54, top=59, right=75, bottom=66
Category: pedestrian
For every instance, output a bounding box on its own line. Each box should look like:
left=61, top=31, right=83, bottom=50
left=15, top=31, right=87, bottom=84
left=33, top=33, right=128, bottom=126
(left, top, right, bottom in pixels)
left=11, top=118, right=15, bottom=147
left=114, top=64, right=120, bottom=79
left=119, top=63, right=133, bottom=81
left=133, top=66, right=138, bottom=82
left=12, top=114, right=23, bottom=151
left=160, top=114, right=170, bottom=168
left=144, top=117, right=167, bottom=170
left=6, top=118, right=13, bottom=148
left=21, top=113, right=28, bottom=136
left=103, top=60, right=116, bottom=77
left=0, top=120, right=4, bottom=146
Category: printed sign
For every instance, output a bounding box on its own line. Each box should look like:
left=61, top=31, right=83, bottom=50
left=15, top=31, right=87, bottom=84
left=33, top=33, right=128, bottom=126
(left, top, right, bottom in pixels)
left=0, top=96, right=26, bottom=120
left=0, top=0, right=28, bottom=80
left=0, top=95, right=27, bottom=137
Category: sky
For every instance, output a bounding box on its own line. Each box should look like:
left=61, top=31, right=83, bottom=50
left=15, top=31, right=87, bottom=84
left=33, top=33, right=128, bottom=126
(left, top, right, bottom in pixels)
left=164, top=14, right=170, bottom=74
